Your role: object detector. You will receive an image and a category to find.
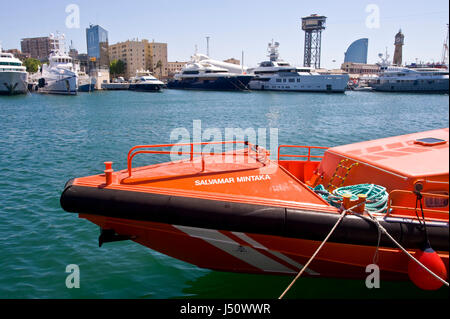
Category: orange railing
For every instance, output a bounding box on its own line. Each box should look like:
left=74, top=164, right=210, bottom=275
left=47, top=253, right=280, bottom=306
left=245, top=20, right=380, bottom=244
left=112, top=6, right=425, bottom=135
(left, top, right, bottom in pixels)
left=127, top=141, right=269, bottom=177
left=278, top=145, right=328, bottom=162
left=387, top=189, right=449, bottom=221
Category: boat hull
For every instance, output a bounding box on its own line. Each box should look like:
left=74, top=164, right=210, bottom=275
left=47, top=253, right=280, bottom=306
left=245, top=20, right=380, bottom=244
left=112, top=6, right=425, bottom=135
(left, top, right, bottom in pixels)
left=371, top=79, right=449, bottom=93
left=60, top=183, right=449, bottom=251
left=61, top=182, right=449, bottom=279
left=79, top=214, right=448, bottom=280
left=38, top=74, right=78, bottom=95
left=129, top=83, right=163, bottom=92
left=78, top=83, right=95, bottom=92
left=0, top=71, right=28, bottom=95
left=249, top=75, right=349, bottom=93
left=167, top=75, right=252, bottom=91
left=101, top=83, right=130, bottom=90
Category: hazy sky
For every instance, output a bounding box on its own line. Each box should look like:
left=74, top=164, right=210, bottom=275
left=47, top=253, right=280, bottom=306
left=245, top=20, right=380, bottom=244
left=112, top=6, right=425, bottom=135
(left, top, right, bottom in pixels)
left=1, top=0, right=448, bottom=68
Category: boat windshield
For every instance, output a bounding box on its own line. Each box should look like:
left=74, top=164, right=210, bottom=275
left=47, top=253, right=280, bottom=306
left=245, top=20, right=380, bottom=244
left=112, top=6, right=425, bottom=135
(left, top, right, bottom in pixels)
left=183, top=70, right=200, bottom=75
left=0, top=62, right=22, bottom=66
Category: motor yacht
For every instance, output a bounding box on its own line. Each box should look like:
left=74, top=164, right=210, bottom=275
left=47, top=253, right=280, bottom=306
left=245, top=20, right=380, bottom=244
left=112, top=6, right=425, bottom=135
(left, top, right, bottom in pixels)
left=0, top=45, right=28, bottom=95
left=128, top=70, right=164, bottom=92
left=167, top=54, right=253, bottom=91
left=370, top=66, right=449, bottom=93
left=37, top=33, right=78, bottom=95
left=248, top=41, right=349, bottom=93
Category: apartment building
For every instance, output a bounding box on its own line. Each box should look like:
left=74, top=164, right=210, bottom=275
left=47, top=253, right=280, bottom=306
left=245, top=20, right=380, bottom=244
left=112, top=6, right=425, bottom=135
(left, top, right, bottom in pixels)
left=168, top=61, right=187, bottom=77
left=340, top=62, right=380, bottom=76
left=109, top=39, right=168, bottom=79
left=223, top=58, right=240, bottom=65
left=21, top=37, right=58, bottom=61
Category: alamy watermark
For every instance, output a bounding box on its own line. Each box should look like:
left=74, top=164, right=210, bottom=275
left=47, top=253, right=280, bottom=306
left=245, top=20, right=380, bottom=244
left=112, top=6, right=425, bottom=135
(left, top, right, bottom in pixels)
left=365, top=4, right=380, bottom=29
left=65, top=264, right=80, bottom=288
left=169, top=120, right=279, bottom=166
left=365, top=264, right=380, bottom=288
left=65, top=4, right=80, bottom=29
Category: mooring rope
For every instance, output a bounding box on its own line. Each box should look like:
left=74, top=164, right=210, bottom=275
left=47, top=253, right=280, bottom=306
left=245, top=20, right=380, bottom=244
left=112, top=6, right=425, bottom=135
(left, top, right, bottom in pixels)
left=279, top=200, right=448, bottom=299
left=313, top=183, right=389, bottom=214
left=278, top=200, right=366, bottom=299
left=357, top=211, right=449, bottom=287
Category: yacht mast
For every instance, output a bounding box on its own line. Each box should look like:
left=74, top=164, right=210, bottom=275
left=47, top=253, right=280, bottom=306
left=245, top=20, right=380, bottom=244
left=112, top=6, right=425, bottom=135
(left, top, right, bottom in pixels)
left=206, top=36, right=210, bottom=57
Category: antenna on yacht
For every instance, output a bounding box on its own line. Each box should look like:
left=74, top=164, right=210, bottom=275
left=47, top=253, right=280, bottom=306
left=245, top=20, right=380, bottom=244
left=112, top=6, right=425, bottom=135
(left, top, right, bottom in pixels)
left=267, top=40, right=280, bottom=62
left=206, top=36, right=210, bottom=57
left=378, top=47, right=391, bottom=67
left=241, top=50, right=244, bottom=74
left=195, top=44, right=198, bottom=55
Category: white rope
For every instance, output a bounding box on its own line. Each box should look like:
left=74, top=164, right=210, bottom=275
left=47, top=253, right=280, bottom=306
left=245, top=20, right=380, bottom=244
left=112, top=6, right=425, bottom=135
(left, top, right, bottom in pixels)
left=360, top=211, right=449, bottom=287
left=279, top=202, right=449, bottom=299
left=278, top=201, right=366, bottom=299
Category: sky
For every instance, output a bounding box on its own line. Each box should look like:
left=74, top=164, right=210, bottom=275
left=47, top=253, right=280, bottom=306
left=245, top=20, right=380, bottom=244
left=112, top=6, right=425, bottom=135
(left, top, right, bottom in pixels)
left=0, top=0, right=448, bottom=69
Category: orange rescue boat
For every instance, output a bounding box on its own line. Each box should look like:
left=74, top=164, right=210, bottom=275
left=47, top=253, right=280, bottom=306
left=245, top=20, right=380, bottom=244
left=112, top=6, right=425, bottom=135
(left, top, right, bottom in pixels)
left=60, top=129, right=449, bottom=286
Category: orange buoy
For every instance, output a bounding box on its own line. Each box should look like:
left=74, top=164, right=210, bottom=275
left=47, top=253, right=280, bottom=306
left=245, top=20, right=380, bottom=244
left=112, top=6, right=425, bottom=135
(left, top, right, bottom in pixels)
left=408, top=244, right=448, bottom=290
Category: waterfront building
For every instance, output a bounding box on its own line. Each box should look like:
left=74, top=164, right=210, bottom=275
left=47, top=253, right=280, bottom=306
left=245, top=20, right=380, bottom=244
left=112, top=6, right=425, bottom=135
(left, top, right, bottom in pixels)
left=76, top=53, right=89, bottom=73
left=223, top=58, right=240, bottom=65
left=68, top=48, right=78, bottom=61
left=149, top=41, right=168, bottom=79
left=344, top=38, right=368, bottom=64
left=340, top=62, right=380, bottom=77
left=109, top=39, right=168, bottom=80
left=86, top=24, right=110, bottom=89
left=168, top=61, right=188, bottom=77
left=393, top=29, right=405, bottom=66
left=86, top=24, right=110, bottom=69
left=21, top=36, right=59, bottom=61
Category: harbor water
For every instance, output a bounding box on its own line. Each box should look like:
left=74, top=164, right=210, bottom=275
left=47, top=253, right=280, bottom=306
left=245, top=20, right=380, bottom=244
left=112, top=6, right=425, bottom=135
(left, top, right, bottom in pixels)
left=0, top=90, right=448, bottom=299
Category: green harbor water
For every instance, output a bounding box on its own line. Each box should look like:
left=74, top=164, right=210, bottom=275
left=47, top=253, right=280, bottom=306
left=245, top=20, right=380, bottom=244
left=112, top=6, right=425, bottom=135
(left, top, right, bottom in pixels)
left=0, top=89, right=448, bottom=299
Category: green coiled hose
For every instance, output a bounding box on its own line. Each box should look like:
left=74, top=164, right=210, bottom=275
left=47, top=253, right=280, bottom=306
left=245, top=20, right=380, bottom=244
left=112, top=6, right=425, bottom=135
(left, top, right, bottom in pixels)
left=312, top=183, right=389, bottom=214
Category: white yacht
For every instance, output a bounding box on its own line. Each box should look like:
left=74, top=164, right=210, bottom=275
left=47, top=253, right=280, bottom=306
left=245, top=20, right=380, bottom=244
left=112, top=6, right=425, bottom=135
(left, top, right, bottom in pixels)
left=167, top=54, right=253, bottom=91
left=248, top=41, right=349, bottom=93
left=101, top=77, right=130, bottom=90
left=37, top=34, right=78, bottom=95
left=370, top=66, right=449, bottom=93
left=129, top=70, right=164, bottom=92
left=0, top=45, right=28, bottom=95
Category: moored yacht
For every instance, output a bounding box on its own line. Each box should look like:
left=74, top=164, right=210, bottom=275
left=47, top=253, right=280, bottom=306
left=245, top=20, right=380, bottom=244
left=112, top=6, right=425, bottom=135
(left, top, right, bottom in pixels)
left=248, top=41, right=349, bottom=93
left=167, top=54, right=253, bottom=91
left=370, top=66, right=449, bottom=93
left=0, top=46, right=28, bottom=95
left=37, top=34, right=78, bottom=95
left=128, top=70, right=164, bottom=92
left=101, top=77, right=130, bottom=90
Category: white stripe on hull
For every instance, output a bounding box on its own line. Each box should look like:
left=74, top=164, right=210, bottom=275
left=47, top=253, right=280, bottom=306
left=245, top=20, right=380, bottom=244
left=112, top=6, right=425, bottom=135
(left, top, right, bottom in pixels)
left=231, top=232, right=319, bottom=275
left=174, top=225, right=319, bottom=275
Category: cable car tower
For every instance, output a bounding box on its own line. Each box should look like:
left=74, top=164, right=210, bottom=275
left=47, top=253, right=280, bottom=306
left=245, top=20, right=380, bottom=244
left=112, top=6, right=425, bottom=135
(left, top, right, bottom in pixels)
left=301, top=14, right=326, bottom=68
left=442, top=24, right=449, bottom=66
